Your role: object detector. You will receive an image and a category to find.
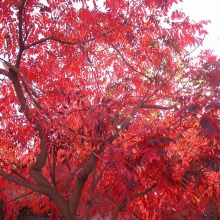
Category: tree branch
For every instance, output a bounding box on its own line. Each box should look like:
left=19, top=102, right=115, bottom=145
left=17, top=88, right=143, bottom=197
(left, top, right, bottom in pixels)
left=1, top=60, right=70, bottom=217
left=0, top=159, right=27, bottom=181
left=24, top=20, right=130, bottom=50
left=29, top=137, right=52, bottom=187
left=69, top=153, right=97, bottom=217
left=0, top=68, right=9, bottom=76
left=18, top=0, right=26, bottom=48
left=16, top=0, right=27, bottom=67
left=132, top=211, right=142, bottom=220
left=0, top=168, right=69, bottom=218
left=24, top=37, right=53, bottom=49
left=9, top=190, right=34, bottom=202
left=68, top=89, right=150, bottom=216
left=0, top=59, right=38, bottom=98
left=0, top=169, right=47, bottom=194
left=141, top=104, right=177, bottom=110
left=111, top=43, right=151, bottom=81
left=111, top=183, right=157, bottom=220
left=86, top=165, right=104, bottom=220
left=108, top=90, right=150, bottom=143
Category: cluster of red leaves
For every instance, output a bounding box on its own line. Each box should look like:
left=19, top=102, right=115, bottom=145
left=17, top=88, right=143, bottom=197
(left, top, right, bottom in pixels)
left=0, top=0, right=220, bottom=219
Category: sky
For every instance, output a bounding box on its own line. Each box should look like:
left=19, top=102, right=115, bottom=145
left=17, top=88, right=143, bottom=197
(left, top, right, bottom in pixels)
left=174, top=0, right=220, bottom=56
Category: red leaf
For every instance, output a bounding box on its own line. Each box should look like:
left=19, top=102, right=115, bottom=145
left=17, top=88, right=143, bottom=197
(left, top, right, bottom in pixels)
left=142, top=149, right=158, bottom=163
left=200, top=113, right=219, bottom=140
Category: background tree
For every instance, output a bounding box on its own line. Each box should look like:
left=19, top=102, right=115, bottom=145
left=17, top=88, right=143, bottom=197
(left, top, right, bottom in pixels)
left=0, top=0, right=220, bottom=219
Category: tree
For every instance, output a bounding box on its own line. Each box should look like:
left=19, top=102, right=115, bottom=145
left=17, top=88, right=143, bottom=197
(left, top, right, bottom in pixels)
left=0, top=0, right=220, bottom=219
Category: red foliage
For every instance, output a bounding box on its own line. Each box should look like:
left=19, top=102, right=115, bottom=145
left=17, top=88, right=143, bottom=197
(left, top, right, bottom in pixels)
left=0, top=0, right=220, bottom=219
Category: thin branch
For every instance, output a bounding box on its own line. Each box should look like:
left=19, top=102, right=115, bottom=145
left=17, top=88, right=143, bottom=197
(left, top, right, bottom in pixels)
left=141, top=104, right=177, bottom=110
left=117, top=135, right=136, bottom=147
left=23, top=13, right=137, bottom=50
left=0, top=115, right=25, bottom=119
left=111, top=43, right=151, bottom=81
left=85, top=146, right=106, bottom=163
left=132, top=212, right=141, bottom=220
left=24, top=37, right=53, bottom=49
left=24, top=29, right=116, bottom=49
left=10, top=169, right=27, bottom=181
left=24, top=29, right=118, bottom=49
left=131, top=183, right=157, bottom=200
left=108, top=89, right=150, bottom=143
left=59, top=168, right=79, bottom=194
left=185, top=35, right=206, bottom=57
left=9, top=190, right=34, bottom=202
left=111, top=183, right=157, bottom=220
left=0, top=159, right=27, bottom=181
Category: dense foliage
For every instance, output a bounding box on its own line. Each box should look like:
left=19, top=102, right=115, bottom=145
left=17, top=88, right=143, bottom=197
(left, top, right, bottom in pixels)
left=0, top=0, right=220, bottom=219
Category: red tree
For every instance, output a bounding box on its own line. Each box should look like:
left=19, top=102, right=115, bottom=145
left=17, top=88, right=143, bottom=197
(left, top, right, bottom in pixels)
left=0, top=0, right=220, bottom=219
